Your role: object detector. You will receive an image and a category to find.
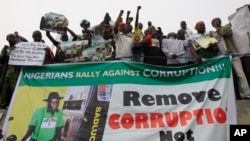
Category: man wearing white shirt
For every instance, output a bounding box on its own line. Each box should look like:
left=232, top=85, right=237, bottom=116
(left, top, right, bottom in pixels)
left=113, top=10, right=133, bottom=61
left=177, top=29, right=195, bottom=65
left=161, top=31, right=189, bottom=66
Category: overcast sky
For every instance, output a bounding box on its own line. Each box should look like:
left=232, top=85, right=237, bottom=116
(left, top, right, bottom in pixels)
left=0, top=0, right=248, bottom=49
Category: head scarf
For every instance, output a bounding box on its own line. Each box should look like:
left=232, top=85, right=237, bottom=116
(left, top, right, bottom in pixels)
left=194, top=21, right=204, bottom=30
left=118, top=22, right=126, bottom=28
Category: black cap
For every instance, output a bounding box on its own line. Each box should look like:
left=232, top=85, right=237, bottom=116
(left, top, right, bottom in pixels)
left=43, top=92, right=64, bottom=101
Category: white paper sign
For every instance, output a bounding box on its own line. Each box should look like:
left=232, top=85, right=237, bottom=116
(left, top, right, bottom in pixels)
left=228, top=5, right=250, bottom=54
left=8, top=42, right=46, bottom=66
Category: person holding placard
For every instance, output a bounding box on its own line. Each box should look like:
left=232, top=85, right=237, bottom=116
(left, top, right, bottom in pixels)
left=211, top=17, right=250, bottom=99
left=188, top=21, right=218, bottom=62
left=46, top=27, right=79, bottom=63
left=32, top=30, right=55, bottom=64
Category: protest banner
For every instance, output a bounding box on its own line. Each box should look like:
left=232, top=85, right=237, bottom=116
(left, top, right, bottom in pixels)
left=3, top=56, right=236, bottom=141
left=8, top=42, right=46, bottom=66
left=40, top=12, right=69, bottom=34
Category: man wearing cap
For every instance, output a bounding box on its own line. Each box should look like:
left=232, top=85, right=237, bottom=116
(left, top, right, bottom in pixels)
left=21, top=92, right=64, bottom=141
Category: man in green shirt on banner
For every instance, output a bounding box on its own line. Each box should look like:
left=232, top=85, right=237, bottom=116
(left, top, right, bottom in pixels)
left=21, top=92, right=64, bottom=141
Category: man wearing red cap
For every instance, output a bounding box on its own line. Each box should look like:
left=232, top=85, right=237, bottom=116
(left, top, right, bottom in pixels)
left=21, top=92, right=64, bottom=141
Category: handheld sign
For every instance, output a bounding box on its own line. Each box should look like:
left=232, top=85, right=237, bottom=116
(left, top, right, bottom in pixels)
left=60, top=40, right=113, bottom=62
left=59, top=40, right=88, bottom=62
left=8, top=42, right=47, bottom=66
left=196, top=36, right=218, bottom=49
left=40, top=12, right=69, bottom=34
left=228, top=5, right=250, bottom=55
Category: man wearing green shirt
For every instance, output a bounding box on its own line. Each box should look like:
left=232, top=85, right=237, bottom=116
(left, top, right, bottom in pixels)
left=21, top=92, right=64, bottom=141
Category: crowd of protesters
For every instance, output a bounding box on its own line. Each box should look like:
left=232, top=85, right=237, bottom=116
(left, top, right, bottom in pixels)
left=0, top=5, right=250, bottom=109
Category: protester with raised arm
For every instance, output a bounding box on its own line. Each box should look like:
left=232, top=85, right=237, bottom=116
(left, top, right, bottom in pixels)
left=113, top=10, right=133, bottom=61
left=131, top=6, right=144, bottom=62
left=46, top=27, right=78, bottom=63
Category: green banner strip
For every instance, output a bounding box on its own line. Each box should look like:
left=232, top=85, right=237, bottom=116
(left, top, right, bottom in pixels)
left=19, top=56, right=231, bottom=86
